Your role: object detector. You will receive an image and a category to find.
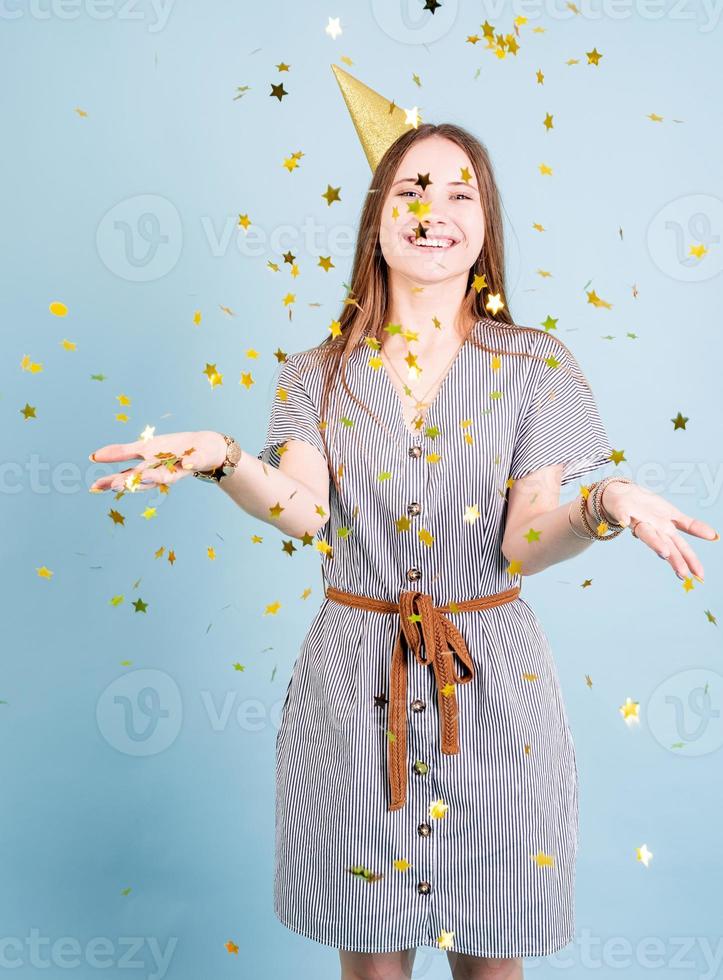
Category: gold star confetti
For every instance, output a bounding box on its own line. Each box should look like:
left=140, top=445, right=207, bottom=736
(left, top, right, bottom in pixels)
left=587, top=47, right=603, bottom=65
left=437, top=930, right=455, bottom=950
left=20, top=355, right=43, bottom=374
left=429, top=799, right=449, bottom=820
left=586, top=288, right=613, bottom=309
left=532, top=851, right=555, bottom=868
left=619, top=696, right=640, bottom=726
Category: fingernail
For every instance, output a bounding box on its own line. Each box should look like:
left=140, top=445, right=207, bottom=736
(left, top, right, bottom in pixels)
left=713, top=532, right=720, bottom=542
left=694, top=574, right=704, bottom=583
left=88, top=486, right=103, bottom=493
left=89, top=452, right=97, bottom=462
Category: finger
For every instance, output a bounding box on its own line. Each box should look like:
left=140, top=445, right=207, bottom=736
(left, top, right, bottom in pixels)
left=89, top=467, right=138, bottom=491
left=137, top=464, right=188, bottom=486
left=635, top=524, right=691, bottom=581
left=90, top=463, right=184, bottom=492
left=89, top=443, right=145, bottom=463
left=670, top=511, right=719, bottom=542
left=632, top=521, right=673, bottom=559
left=669, top=530, right=705, bottom=582
left=659, top=537, right=692, bottom=580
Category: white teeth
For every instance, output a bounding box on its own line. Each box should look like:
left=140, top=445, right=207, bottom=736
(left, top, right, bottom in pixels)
left=407, top=236, right=457, bottom=248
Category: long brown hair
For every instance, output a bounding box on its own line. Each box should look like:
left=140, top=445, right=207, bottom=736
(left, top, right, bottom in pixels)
left=295, top=122, right=573, bottom=496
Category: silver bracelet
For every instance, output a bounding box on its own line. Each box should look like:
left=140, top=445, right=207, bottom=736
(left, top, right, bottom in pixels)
left=567, top=497, right=594, bottom=540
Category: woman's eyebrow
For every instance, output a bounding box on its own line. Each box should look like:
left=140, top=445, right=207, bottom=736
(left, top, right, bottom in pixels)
left=392, top=177, right=479, bottom=193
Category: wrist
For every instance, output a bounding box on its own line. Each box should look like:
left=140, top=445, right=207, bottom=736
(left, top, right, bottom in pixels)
left=598, top=482, right=616, bottom=524
left=193, top=433, right=242, bottom=484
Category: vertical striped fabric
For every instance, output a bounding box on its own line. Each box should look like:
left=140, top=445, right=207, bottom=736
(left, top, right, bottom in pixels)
left=256, top=319, right=614, bottom=957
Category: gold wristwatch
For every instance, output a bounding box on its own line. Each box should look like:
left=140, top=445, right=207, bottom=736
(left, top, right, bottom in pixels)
left=193, top=433, right=243, bottom=483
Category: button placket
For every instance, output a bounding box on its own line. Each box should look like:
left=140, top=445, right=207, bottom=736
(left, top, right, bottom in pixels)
left=403, top=431, right=426, bottom=588
left=403, top=431, right=437, bottom=908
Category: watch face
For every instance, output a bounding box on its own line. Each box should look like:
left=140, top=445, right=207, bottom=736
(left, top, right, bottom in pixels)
left=227, top=441, right=242, bottom=466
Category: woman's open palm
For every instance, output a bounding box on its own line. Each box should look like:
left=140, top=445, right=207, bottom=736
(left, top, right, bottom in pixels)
left=88, top=430, right=227, bottom=493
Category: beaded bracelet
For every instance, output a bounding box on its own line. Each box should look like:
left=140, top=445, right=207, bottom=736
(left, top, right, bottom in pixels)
left=567, top=478, right=630, bottom=542
left=579, top=490, right=625, bottom=540
left=567, top=481, right=603, bottom=540
left=591, top=476, right=633, bottom=529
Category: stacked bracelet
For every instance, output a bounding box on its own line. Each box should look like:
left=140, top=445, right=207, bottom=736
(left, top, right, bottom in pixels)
left=591, top=476, right=633, bottom=528
left=567, top=476, right=633, bottom=542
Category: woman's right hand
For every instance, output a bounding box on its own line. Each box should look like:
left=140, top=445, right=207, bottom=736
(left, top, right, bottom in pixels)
left=88, top=430, right=230, bottom=493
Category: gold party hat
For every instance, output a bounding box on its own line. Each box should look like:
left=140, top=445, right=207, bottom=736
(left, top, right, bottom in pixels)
left=331, top=64, right=418, bottom=172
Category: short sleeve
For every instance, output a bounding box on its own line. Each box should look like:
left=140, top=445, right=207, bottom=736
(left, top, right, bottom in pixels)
left=256, top=354, right=327, bottom=468
left=508, top=336, right=614, bottom=487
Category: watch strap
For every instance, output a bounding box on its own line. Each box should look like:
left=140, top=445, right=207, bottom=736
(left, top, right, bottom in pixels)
left=193, top=434, right=242, bottom=483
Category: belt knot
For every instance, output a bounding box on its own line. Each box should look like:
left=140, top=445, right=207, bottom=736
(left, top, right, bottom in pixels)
left=323, top=584, right=521, bottom=811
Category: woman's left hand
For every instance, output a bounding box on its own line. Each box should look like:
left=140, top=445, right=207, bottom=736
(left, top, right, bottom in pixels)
left=598, top=481, right=718, bottom=582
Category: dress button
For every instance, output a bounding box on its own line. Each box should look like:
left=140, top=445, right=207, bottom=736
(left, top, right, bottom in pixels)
left=408, top=445, right=422, bottom=459
left=406, top=567, right=422, bottom=582
left=417, top=822, right=432, bottom=837
left=410, top=698, right=426, bottom=713
left=407, top=501, right=421, bottom=517
left=417, top=880, right=432, bottom=895
left=413, top=759, right=429, bottom=775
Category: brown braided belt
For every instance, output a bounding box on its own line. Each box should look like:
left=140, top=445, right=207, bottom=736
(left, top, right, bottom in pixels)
left=323, top=584, right=522, bottom=812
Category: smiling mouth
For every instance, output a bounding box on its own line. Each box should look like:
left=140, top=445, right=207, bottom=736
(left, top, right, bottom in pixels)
left=404, top=234, right=460, bottom=250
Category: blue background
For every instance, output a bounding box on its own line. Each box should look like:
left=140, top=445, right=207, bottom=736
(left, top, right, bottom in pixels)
left=2, top=1, right=723, bottom=977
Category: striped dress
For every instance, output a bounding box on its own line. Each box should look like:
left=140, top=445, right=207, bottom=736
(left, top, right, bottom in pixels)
left=257, top=317, right=613, bottom=957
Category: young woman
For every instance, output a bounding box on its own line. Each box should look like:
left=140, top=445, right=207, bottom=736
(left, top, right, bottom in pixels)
left=89, top=124, right=716, bottom=980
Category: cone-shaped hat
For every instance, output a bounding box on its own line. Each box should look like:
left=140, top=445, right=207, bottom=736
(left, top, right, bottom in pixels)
left=330, top=63, right=418, bottom=173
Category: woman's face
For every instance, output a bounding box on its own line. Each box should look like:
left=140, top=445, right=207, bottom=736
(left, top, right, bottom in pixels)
left=379, top=135, right=485, bottom=285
